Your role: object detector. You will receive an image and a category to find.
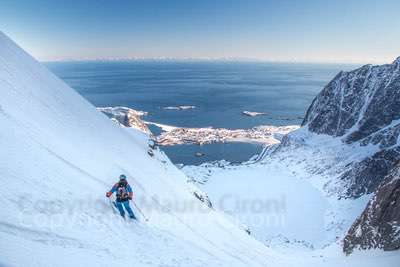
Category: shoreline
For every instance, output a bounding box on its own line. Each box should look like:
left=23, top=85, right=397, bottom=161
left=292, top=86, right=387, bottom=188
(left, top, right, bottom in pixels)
left=98, top=106, right=300, bottom=146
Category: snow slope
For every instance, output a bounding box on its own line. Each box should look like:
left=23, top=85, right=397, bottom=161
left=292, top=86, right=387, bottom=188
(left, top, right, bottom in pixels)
left=183, top=129, right=371, bottom=249
left=0, top=31, right=278, bottom=267
left=183, top=128, right=400, bottom=266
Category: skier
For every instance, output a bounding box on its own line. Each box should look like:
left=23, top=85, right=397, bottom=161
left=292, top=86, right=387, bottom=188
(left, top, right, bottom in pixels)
left=106, top=174, right=137, bottom=220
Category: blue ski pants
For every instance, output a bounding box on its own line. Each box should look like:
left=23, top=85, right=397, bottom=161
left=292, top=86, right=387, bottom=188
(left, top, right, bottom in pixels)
left=116, top=200, right=136, bottom=219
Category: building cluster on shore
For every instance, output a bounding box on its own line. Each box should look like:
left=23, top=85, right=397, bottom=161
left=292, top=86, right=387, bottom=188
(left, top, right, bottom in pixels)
left=156, top=125, right=299, bottom=146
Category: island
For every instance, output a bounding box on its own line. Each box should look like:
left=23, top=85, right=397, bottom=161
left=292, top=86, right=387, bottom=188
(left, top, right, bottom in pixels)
left=242, top=111, right=267, bottom=117
left=163, top=105, right=196, bottom=110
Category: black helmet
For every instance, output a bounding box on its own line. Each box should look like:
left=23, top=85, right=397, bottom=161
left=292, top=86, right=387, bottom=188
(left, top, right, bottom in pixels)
left=119, top=174, right=127, bottom=180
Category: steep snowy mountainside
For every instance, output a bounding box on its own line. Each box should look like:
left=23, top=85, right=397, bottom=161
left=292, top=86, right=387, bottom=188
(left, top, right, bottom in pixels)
left=300, top=58, right=400, bottom=198
left=280, top=58, right=400, bottom=253
left=0, top=31, right=278, bottom=267
left=302, top=58, right=400, bottom=143
left=282, top=58, right=400, bottom=252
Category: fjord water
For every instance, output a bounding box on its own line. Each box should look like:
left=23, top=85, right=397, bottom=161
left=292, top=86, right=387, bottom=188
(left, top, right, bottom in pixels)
left=47, top=61, right=356, bottom=165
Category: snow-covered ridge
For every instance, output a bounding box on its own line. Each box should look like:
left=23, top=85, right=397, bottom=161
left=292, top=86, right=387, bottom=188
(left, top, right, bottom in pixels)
left=0, top=31, right=280, bottom=267
left=300, top=58, right=400, bottom=197
left=302, top=58, right=400, bottom=146
left=285, top=57, right=400, bottom=253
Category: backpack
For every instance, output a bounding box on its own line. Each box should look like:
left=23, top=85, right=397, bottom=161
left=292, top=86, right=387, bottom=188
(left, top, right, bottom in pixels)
left=116, top=182, right=129, bottom=200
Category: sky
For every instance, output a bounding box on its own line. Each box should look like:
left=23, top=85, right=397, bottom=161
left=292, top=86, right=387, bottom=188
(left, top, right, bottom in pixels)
left=1, top=0, right=399, bottom=63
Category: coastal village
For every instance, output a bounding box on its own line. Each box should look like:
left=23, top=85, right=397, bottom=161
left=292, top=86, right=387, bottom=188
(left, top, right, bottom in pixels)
left=155, top=125, right=299, bottom=146
left=99, top=106, right=299, bottom=146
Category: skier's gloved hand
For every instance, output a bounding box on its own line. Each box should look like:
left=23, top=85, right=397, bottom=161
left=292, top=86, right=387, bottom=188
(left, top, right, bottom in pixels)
left=106, top=192, right=112, bottom=197
left=128, top=196, right=132, bottom=200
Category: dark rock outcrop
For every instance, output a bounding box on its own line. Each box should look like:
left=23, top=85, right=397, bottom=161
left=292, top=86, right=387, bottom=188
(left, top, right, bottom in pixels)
left=343, top=163, right=400, bottom=254
left=340, top=147, right=400, bottom=198
left=97, top=106, right=150, bottom=133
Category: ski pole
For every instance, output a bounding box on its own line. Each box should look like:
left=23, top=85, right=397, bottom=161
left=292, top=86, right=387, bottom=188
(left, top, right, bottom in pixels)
left=132, top=201, right=149, bottom=221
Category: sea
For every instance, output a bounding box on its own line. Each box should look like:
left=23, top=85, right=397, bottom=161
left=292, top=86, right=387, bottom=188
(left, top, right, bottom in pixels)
left=46, top=61, right=357, bottom=165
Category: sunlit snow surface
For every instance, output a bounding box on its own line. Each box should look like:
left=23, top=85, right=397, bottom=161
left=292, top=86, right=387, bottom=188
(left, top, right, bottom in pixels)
left=0, top=31, right=399, bottom=266
left=183, top=128, right=400, bottom=263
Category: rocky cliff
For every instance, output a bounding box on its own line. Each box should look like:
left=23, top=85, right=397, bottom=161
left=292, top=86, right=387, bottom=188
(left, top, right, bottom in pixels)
left=301, top=57, right=400, bottom=254
left=98, top=106, right=150, bottom=133
left=343, top=163, right=400, bottom=254
left=303, top=58, right=400, bottom=198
